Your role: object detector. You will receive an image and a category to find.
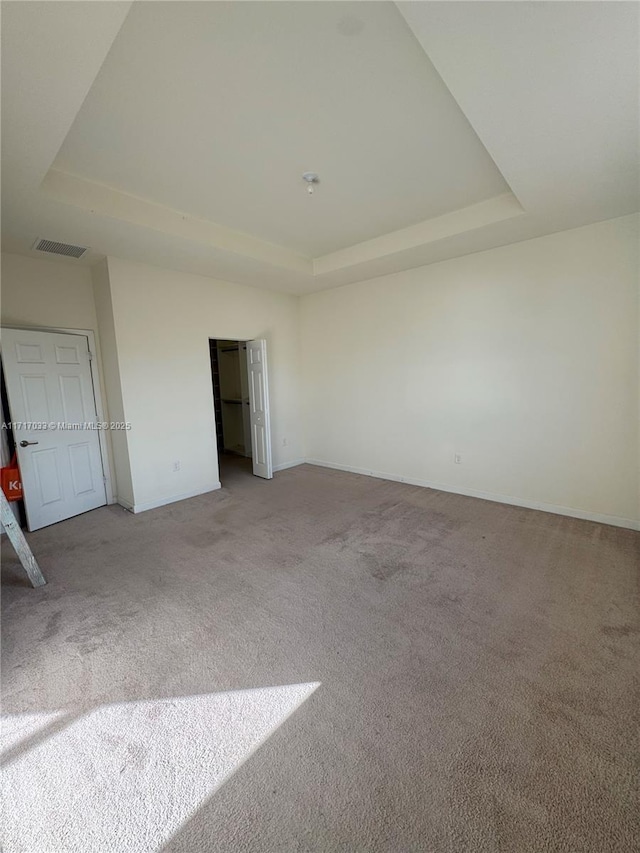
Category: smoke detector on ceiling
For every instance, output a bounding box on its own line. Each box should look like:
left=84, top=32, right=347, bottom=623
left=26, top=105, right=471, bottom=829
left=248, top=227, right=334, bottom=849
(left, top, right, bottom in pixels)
left=32, top=238, right=89, bottom=259
left=302, top=172, right=319, bottom=194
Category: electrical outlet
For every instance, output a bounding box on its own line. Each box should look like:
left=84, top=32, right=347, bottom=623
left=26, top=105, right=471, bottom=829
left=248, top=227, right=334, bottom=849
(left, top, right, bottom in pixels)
left=454, top=454, right=462, bottom=464
left=172, top=461, right=181, bottom=472
left=282, top=438, right=288, bottom=447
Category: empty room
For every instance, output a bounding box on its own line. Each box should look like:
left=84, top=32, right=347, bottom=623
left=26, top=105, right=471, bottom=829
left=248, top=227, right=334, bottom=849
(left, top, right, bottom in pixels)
left=1, top=2, right=638, bottom=851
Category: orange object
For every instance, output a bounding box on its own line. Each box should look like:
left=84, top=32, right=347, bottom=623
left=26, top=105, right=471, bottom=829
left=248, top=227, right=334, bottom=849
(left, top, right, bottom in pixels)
left=1, top=453, right=23, bottom=501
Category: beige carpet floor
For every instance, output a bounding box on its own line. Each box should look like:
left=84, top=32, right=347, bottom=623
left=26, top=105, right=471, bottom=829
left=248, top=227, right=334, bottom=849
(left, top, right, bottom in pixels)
left=2, top=459, right=639, bottom=852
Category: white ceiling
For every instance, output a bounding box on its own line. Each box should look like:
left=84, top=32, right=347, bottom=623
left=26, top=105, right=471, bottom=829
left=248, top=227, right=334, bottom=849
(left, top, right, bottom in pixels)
left=53, top=1, right=508, bottom=258
left=2, top=1, right=638, bottom=294
left=398, top=1, right=640, bottom=226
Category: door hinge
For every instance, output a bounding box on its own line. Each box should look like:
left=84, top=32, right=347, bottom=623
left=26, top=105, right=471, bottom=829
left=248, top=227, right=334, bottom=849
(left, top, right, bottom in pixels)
left=88, top=351, right=94, bottom=361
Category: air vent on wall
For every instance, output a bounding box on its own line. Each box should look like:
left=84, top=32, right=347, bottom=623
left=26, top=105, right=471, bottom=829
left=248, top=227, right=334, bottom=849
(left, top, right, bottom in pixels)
left=32, top=238, right=89, bottom=259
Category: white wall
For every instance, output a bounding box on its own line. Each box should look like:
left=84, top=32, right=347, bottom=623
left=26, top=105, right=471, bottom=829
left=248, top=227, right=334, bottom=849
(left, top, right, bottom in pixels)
left=92, top=259, right=133, bottom=505
left=102, top=256, right=303, bottom=512
left=3, top=216, right=638, bottom=529
left=300, top=215, right=639, bottom=527
left=1, top=252, right=97, bottom=330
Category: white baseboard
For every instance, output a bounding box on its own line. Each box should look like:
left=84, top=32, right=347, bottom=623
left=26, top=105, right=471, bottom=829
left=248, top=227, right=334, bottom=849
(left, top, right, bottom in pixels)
left=305, top=459, right=640, bottom=531
left=115, top=465, right=305, bottom=512
left=117, top=483, right=222, bottom=514
left=273, top=458, right=306, bottom=473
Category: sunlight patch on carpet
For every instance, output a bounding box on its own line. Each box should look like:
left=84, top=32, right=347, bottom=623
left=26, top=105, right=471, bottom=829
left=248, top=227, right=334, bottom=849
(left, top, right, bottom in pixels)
left=1, top=709, right=66, bottom=755
left=1, top=682, right=320, bottom=853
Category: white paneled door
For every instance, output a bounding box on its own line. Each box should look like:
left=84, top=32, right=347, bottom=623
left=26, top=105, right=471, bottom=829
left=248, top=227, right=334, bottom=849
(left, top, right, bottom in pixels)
left=1, top=328, right=107, bottom=530
left=246, top=339, right=273, bottom=479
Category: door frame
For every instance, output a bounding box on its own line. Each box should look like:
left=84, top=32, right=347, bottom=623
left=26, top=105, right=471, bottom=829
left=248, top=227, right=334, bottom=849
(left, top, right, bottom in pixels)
left=0, top=325, right=114, bottom=505
left=207, top=335, right=273, bottom=479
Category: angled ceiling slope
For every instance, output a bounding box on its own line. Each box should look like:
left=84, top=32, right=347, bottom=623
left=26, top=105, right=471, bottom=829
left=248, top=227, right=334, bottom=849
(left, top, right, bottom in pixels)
left=2, top=1, right=638, bottom=294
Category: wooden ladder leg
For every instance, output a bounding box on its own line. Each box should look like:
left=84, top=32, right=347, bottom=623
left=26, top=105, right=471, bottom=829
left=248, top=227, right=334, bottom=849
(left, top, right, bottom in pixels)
left=0, top=491, right=46, bottom=588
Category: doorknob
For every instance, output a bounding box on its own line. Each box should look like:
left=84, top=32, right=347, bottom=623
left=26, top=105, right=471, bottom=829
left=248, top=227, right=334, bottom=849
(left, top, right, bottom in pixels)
left=19, top=440, right=39, bottom=447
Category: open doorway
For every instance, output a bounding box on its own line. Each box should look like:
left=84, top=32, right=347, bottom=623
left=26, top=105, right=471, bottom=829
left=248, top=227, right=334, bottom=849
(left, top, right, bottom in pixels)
left=209, top=337, right=273, bottom=484
left=209, top=339, right=253, bottom=485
